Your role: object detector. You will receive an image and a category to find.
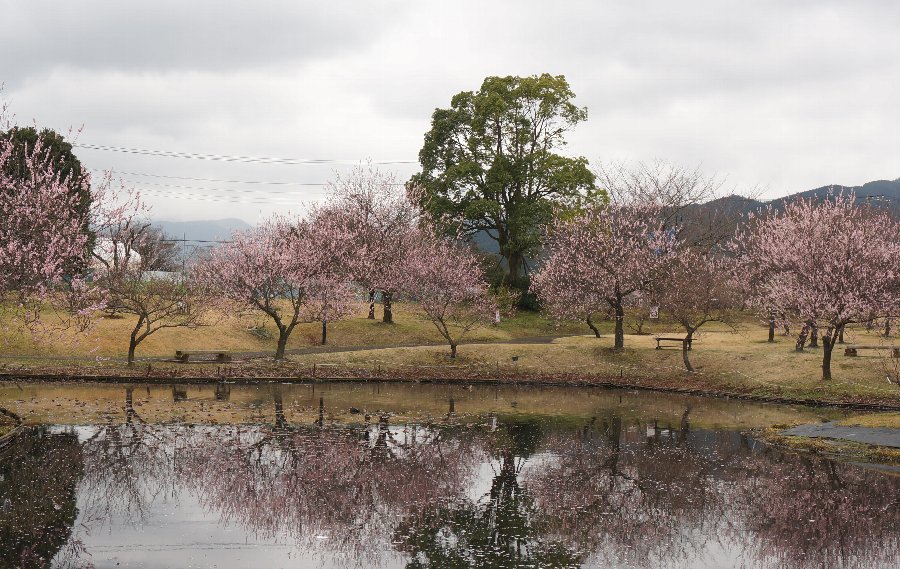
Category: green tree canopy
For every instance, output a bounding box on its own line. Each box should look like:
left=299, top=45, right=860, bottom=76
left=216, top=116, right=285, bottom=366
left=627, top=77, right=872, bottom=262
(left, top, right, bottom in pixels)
left=411, top=74, right=598, bottom=286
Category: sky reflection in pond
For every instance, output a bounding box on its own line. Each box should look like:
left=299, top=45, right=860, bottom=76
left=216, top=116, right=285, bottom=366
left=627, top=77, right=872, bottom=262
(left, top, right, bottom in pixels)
left=0, top=383, right=896, bottom=569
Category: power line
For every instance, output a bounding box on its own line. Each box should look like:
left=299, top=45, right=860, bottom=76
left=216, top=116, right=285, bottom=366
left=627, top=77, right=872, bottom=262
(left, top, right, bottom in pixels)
left=91, top=168, right=328, bottom=186
left=75, top=143, right=417, bottom=165
left=93, top=168, right=406, bottom=187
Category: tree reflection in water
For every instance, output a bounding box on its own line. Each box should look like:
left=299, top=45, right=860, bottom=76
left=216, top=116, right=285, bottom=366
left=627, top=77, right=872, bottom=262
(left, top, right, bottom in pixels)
left=0, top=428, right=86, bottom=569
left=4, top=387, right=897, bottom=569
left=527, top=410, right=900, bottom=569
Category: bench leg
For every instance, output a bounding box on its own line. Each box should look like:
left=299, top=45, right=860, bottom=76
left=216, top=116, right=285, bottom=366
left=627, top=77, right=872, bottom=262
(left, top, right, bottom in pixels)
left=844, top=348, right=857, bottom=357
left=179, top=355, right=190, bottom=363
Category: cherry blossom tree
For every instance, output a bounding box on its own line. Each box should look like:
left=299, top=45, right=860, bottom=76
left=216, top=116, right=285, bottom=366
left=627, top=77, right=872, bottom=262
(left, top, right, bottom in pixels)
left=195, top=215, right=356, bottom=359
left=733, top=194, right=900, bottom=380
left=532, top=201, right=677, bottom=349
left=400, top=234, right=494, bottom=358
left=660, top=248, right=739, bottom=372
left=0, top=127, right=91, bottom=322
left=91, top=195, right=208, bottom=365
left=317, top=165, right=421, bottom=323
left=0, top=110, right=136, bottom=338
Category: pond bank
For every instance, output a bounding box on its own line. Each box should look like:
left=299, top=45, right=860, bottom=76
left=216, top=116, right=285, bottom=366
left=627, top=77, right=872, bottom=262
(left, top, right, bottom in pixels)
left=2, top=366, right=900, bottom=412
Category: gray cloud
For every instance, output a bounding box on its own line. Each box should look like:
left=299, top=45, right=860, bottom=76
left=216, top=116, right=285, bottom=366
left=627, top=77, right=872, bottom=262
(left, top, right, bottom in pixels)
left=2, top=0, right=899, bottom=223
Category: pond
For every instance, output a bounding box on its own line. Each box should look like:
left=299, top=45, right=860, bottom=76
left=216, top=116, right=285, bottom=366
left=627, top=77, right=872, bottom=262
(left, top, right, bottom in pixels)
left=0, top=381, right=897, bottom=569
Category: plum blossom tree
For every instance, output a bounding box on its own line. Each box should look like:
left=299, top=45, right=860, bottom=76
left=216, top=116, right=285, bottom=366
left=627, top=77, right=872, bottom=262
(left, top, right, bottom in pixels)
left=317, top=165, right=421, bottom=323
left=0, top=133, right=91, bottom=316
left=733, top=194, right=900, bottom=380
left=195, top=216, right=356, bottom=360
left=91, top=194, right=207, bottom=365
left=532, top=202, right=677, bottom=349
left=0, top=112, right=133, bottom=336
left=400, top=234, right=494, bottom=358
left=660, top=249, right=739, bottom=372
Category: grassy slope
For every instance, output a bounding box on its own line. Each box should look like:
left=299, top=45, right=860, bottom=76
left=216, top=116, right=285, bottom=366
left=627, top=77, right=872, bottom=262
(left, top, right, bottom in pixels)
left=1, top=302, right=898, bottom=406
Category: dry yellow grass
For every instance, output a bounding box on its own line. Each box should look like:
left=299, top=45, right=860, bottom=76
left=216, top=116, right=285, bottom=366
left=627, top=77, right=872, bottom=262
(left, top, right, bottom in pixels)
left=1, top=304, right=898, bottom=407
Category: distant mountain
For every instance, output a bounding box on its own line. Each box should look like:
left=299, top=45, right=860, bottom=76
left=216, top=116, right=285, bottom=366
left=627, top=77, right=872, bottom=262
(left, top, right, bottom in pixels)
left=790, top=178, right=900, bottom=204
left=152, top=218, right=252, bottom=243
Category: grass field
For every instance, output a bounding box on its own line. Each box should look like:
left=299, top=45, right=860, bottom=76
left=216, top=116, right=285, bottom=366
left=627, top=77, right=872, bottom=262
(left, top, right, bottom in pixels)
left=1, top=301, right=898, bottom=408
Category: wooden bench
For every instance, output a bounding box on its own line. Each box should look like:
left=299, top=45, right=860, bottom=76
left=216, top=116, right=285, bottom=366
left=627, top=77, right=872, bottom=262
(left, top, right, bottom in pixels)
left=174, top=350, right=233, bottom=363
left=844, top=345, right=900, bottom=358
left=654, top=336, right=693, bottom=350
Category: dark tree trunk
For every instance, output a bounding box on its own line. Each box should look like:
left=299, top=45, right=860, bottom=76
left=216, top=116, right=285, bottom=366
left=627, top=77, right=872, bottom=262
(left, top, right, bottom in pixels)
left=613, top=293, right=625, bottom=350
left=321, top=320, right=327, bottom=345
left=768, top=311, right=776, bottom=342
left=795, top=322, right=810, bottom=351
left=822, top=328, right=836, bottom=381
left=274, top=326, right=290, bottom=360
left=885, top=318, right=892, bottom=338
left=127, top=339, right=137, bottom=366
left=382, top=291, right=393, bottom=323
left=507, top=250, right=524, bottom=283
left=682, top=330, right=695, bottom=372
left=586, top=316, right=601, bottom=338
left=367, top=289, right=376, bottom=319
left=809, top=321, right=819, bottom=348
left=273, top=391, right=286, bottom=430
left=837, top=324, right=845, bottom=344
left=450, top=343, right=457, bottom=359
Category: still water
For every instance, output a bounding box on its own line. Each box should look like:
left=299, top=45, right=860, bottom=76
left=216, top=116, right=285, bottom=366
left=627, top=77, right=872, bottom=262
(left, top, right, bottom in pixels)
left=0, top=381, right=897, bottom=569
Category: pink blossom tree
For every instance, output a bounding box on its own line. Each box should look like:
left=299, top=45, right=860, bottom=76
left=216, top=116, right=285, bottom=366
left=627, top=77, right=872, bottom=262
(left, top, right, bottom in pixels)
left=195, top=215, right=356, bottom=360
left=400, top=234, right=494, bottom=358
left=532, top=202, right=677, bottom=349
left=316, top=165, right=421, bottom=323
left=733, top=194, right=900, bottom=380
left=0, top=111, right=137, bottom=336
left=0, top=129, right=91, bottom=321
left=90, top=196, right=208, bottom=365
left=660, top=248, right=740, bottom=372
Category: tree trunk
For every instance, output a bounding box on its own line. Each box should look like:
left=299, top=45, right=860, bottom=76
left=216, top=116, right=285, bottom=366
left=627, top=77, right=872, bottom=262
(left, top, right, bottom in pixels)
left=837, top=324, right=845, bottom=344
left=367, top=289, right=376, bottom=319
left=450, top=342, right=457, bottom=359
left=682, top=330, right=695, bottom=372
left=768, top=311, right=776, bottom=342
left=795, top=322, right=810, bottom=351
left=586, top=316, right=601, bottom=338
left=822, top=328, right=836, bottom=381
left=613, top=295, right=625, bottom=350
left=885, top=318, right=892, bottom=338
left=321, top=320, right=327, bottom=345
left=274, top=326, right=290, bottom=360
left=507, top=250, right=523, bottom=283
left=809, top=321, right=819, bottom=348
left=127, top=338, right=137, bottom=366
left=382, top=291, right=393, bottom=324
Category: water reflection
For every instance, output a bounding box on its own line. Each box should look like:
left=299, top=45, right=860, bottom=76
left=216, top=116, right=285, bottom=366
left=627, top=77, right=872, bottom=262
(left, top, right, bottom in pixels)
left=0, top=428, right=83, bottom=568
left=0, top=387, right=897, bottom=569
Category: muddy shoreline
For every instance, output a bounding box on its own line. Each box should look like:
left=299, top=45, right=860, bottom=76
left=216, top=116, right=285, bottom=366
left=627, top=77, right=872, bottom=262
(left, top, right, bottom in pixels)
left=2, top=369, right=899, bottom=412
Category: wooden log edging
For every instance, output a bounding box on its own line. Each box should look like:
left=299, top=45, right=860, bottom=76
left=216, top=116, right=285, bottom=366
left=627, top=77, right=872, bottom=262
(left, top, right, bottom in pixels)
left=1, top=370, right=899, bottom=412
left=0, top=407, right=24, bottom=453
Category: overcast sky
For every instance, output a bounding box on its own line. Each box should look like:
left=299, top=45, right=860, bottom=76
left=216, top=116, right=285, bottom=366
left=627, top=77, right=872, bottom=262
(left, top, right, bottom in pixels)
left=3, top=0, right=899, bottom=224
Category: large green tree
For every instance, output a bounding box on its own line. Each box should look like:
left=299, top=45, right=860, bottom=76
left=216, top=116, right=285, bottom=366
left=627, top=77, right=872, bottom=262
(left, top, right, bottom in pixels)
left=411, top=74, right=597, bottom=285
